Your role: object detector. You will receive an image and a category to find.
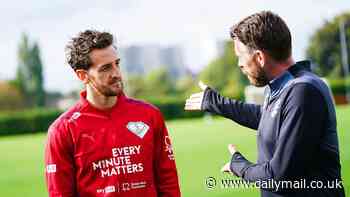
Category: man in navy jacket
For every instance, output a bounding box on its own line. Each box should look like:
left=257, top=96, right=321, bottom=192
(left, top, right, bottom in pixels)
left=185, top=11, right=345, bottom=197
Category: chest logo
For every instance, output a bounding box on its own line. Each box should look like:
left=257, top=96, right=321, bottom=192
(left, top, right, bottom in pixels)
left=127, top=122, right=149, bottom=139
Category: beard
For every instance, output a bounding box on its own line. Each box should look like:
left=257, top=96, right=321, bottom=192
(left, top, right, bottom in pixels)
left=245, top=66, right=269, bottom=87
left=90, top=77, right=124, bottom=97
left=100, top=80, right=124, bottom=96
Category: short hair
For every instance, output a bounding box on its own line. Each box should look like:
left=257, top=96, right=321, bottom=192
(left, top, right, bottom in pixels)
left=65, top=30, right=114, bottom=70
left=230, top=11, right=292, bottom=61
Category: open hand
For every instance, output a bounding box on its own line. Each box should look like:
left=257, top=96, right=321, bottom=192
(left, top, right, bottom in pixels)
left=184, top=81, right=208, bottom=111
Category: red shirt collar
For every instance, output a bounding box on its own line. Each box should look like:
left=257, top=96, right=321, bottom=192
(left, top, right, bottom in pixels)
left=78, top=90, right=127, bottom=116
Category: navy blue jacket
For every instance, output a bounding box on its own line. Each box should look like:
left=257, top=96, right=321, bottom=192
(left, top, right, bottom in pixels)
left=202, top=61, right=345, bottom=197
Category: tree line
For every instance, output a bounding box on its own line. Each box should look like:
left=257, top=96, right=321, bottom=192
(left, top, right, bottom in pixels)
left=0, top=10, right=349, bottom=110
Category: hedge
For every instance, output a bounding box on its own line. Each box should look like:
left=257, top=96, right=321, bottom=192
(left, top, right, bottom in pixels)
left=0, top=97, right=204, bottom=136
left=8, top=78, right=350, bottom=136
left=0, top=108, right=62, bottom=136
left=144, top=96, right=204, bottom=120
left=326, top=77, right=350, bottom=95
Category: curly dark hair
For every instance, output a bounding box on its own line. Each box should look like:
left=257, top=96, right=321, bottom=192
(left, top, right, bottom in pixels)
left=230, top=11, right=291, bottom=62
left=65, top=30, right=114, bottom=70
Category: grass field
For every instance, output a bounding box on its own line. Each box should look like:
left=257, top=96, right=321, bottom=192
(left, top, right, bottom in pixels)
left=0, top=106, right=349, bottom=197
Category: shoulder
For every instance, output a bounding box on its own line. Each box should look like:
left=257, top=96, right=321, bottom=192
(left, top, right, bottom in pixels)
left=125, top=97, right=161, bottom=112
left=284, top=71, right=327, bottom=102
left=124, top=97, right=166, bottom=129
left=283, top=80, right=326, bottom=111
left=288, top=71, right=329, bottom=95
left=288, top=82, right=322, bottom=99
left=48, top=102, right=82, bottom=134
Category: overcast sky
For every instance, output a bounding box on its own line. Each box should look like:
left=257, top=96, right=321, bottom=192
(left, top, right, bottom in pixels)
left=1, top=0, right=349, bottom=93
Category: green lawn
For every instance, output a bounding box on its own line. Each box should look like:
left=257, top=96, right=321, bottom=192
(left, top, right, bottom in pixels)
left=0, top=106, right=349, bottom=197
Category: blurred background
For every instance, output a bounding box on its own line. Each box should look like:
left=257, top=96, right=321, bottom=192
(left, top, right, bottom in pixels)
left=0, top=0, right=349, bottom=196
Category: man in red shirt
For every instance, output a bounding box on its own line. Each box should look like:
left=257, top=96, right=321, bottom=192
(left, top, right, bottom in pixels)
left=45, top=30, right=181, bottom=197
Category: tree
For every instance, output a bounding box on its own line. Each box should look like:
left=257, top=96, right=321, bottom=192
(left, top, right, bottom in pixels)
left=15, top=33, right=45, bottom=107
left=125, top=68, right=176, bottom=99
left=0, top=81, right=25, bottom=110
left=199, top=41, right=248, bottom=99
left=125, top=74, right=146, bottom=97
left=174, top=73, right=196, bottom=97
left=30, top=43, right=45, bottom=106
left=144, top=68, right=175, bottom=97
left=306, top=12, right=350, bottom=77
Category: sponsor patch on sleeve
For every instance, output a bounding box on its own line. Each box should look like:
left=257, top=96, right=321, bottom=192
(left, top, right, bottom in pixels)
left=46, top=164, right=57, bottom=173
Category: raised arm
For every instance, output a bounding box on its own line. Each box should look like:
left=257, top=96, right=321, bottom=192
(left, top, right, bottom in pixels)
left=185, top=81, right=261, bottom=130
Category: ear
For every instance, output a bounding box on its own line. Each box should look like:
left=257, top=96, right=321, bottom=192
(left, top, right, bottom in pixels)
left=255, top=50, right=267, bottom=67
left=75, top=69, right=89, bottom=84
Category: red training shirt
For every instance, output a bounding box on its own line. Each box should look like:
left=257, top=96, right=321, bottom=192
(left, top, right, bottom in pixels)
left=45, top=91, right=181, bottom=197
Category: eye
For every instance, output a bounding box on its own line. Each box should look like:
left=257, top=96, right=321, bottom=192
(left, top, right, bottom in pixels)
left=115, top=59, right=120, bottom=67
left=100, top=64, right=112, bottom=72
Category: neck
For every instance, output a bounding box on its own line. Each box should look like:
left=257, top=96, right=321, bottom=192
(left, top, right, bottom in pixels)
left=265, top=57, right=295, bottom=81
left=86, top=85, right=117, bottom=110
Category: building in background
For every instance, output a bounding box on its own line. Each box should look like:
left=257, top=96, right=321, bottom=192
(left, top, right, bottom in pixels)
left=119, top=44, right=187, bottom=78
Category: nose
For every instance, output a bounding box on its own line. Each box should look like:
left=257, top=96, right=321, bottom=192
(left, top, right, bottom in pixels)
left=111, top=63, right=122, bottom=78
left=238, top=63, right=244, bottom=70
left=237, top=59, right=244, bottom=69
left=238, top=64, right=246, bottom=74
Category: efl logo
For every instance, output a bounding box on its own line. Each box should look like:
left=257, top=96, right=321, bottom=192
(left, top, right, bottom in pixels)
left=46, top=164, right=56, bottom=173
